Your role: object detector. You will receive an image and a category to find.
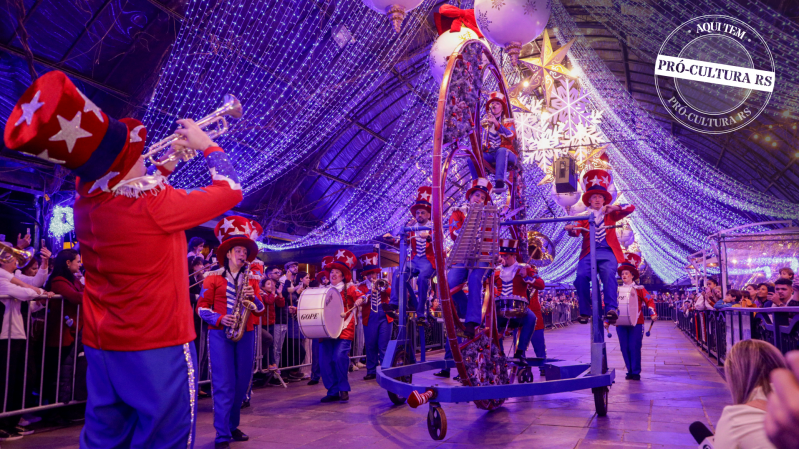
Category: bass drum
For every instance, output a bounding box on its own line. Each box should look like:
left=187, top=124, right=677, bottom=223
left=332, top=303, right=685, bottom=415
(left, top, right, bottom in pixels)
left=616, top=284, right=639, bottom=327
left=297, top=286, right=344, bottom=339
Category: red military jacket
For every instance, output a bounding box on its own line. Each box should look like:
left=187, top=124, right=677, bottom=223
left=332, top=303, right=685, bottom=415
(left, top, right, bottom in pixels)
left=481, top=119, right=518, bottom=155
left=358, top=282, right=393, bottom=326
left=494, top=263, right=546, bottom=329
left=408, top=230, right=435, bottom=268
left=567, top=204, right=635, bottom=263
left=196, top=269, right=265, bottom=332
left=74, top=148, right=242, bottom=351
left=333, top=282, right=364, bottom=340
left=528, top=277, right=546, bottom=331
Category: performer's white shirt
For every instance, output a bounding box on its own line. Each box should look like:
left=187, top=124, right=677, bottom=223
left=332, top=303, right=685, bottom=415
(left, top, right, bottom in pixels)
left=499, top=262, right=519, bottom=283
left=0, top=269, right=44, bottom=340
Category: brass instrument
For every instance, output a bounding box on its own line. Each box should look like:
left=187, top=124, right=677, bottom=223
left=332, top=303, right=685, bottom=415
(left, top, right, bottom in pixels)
left=142, top=94, right=243, bottom=166
left=0, top=242, right=34, bottom=269
left=527, top=230, right=556, bottom=267
left=370, top=278, right=389, bottom=310
left=225, top=262, right=256, bottom=342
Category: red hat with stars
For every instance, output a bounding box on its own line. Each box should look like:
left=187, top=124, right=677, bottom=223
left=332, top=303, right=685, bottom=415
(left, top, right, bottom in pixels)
left=215, top=216, right=259, bottom=265
left=499, top=238, right=519, bottom=255
left=617, top=253, right=641, bottom=280
left=465, top=177, right=492, bottom=203
left=581, top=169, right=613, bottom=206
left=410, top=186, right=433, bottom=216
left=3, top=71, right=145, bottom=196
left=359, top=252, right=381, bottom=276
left=321, top=256, right=334, bottom=271
left=328, top=249, right=357, bottom=283
left=485, top=91, right=509, bottom=116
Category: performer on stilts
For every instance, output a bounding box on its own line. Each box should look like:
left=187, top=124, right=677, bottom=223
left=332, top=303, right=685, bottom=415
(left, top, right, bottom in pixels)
left=357, top=252, right=392, bottom=381
left=564, top=169, right=635, bottom=325
left=3, top=71, right=244, bottom=448
left=388, top=186, right=435, bottom=321
left=615, top=253, right=655, bottom=381
left=197, top=216, right=265, bottom=449
left=494, top=239, right=538, bottom=365
left=468, top=92, right=517, bottom=194
left=320, top=250, right=365, bottom=402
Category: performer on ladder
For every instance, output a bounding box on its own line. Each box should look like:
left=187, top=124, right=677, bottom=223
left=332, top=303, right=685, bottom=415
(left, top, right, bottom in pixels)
left=388, top=186, right=435, bottom=320
left=3, top=71, right=244, bottom=448
left=357, top=252, right=392, bottom=381
left=494, top=239, right=538, bottom=365
left=321, top=250, right=365, bottom=402
left=447, top=178, right=494, bottom=339
left=564, top=169, right=635, bottom=325
left=467, top=92, right=517, bottom=194
left=197, top=216, right=265, bottom=449
left=615, top=253, right=655, bottom=381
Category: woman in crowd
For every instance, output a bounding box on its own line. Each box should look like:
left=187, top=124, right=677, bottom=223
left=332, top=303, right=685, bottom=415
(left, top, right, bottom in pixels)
left=43, top=249, right=84, bottom=405
left=715, top=340, right=786, bottom=449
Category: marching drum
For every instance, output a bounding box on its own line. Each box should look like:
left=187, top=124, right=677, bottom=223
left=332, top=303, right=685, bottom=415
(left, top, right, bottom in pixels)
left=615, top=284, right=639, bottom=327
left=496, top=295, right=529, bottom=319
left=297, top=286, right=345, bottom=339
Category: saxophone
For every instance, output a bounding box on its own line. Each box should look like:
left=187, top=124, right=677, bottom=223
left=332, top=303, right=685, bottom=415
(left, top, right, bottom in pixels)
left=225, top=262, right=255, bottom=342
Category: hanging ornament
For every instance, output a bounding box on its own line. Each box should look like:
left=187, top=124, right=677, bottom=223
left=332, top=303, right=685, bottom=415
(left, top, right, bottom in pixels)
left=430, top=7, right=485, bottom=84
left=473, top=0, right=551, bottom=65
left=519, top=32, right=576, bottom=105
left=549, top=184, right=579, bottom=210
left=364, top=0, right=425, bottom=33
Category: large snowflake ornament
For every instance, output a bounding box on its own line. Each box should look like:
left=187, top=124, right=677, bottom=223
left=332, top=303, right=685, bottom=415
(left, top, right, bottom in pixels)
left=547, top=79, right=591, bottom=138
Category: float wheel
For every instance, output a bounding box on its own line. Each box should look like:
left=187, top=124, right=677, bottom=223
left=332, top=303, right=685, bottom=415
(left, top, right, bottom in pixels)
left=427, top=403, right=447, bottom=440
left=593, top=386, right=609, bottom=416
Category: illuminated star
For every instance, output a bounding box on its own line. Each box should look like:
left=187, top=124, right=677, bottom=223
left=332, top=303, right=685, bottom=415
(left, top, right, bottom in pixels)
left=419, top=191, right=432, bottom=202
left=130, top=125, right=145, bottom=143
left=15, top=91, right=44, bottom=127
left=219, top=217, right=236, bottom=233
left=519, top=33, right=577, bottom=106
left=335, top=250, right=346, bottom=259
left=79, top=91, right=103, bottom=123
left=588, top=176, right=601, bottom=187
left=50, top=112, right=92, bottom=153
left=88, top=171, right=119, bottom=194
left=35, top=149, right=65, bottom=164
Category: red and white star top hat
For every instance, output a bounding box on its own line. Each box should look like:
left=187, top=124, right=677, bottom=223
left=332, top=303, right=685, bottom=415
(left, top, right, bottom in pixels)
left=581, top=169, right=613, bottom=206
left=3, top=71, right=145, bottom=195
left=466, top=177, right=492, bottom=204
left=359, top=252, right=381, bottom=276
left=499, top=238, right=519, bottom=255
left=247, top=219, right=263, bottom=240
left=328, top=249, right=357, bottom=283
left=617, top=252, right=642, bottom=280
left=214, top=216, right=259, bottom=265
left=485, top=91, right=509, bottom=116
left=321, top=256, right=334, bottom=271
left=410, top=186, right=433, bottom=216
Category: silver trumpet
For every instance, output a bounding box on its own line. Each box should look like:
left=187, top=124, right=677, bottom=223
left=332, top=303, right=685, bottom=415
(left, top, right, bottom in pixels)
left=142, top=94, right=243, bottom=166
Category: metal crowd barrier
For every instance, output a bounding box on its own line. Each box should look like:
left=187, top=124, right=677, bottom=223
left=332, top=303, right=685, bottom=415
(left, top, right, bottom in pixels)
left=676, top=307, right=799, bottom=366
left=541, top=304, right=580, bottom=329
left=0, top=294, right=86, bottom=419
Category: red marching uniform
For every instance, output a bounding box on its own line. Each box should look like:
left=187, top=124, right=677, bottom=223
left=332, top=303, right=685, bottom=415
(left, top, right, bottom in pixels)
left=358, top=252, right=393, bottom=379
left=614, top=253, right=655, bottom=380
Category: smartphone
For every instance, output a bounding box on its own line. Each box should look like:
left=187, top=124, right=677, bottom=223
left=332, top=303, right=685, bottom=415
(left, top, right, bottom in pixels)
left=767, top=285, right=775, bottom=294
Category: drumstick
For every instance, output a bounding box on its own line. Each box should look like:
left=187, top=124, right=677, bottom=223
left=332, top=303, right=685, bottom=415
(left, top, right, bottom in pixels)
left=646, top=317, right=655, bottom=337
left=604, top=320, right=612, bottom=338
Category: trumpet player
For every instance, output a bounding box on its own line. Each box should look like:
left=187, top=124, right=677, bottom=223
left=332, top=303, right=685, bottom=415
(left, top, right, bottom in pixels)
left=357, top=252, right=392, bottom=381
left=197, top=216, right=264, bottom=449
left=3, top=71, right=244, bottom=448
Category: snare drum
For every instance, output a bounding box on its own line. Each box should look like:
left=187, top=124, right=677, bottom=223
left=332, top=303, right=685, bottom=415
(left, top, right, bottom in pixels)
left=297, top=286, right=345, bottom=339
left=616, top=285, right=639, bottom=327
left=496, top=295, right=529, bottom=319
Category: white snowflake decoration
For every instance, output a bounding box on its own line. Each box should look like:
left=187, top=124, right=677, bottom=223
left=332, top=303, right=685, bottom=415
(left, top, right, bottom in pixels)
left=547, top=79, right=591, bottom=138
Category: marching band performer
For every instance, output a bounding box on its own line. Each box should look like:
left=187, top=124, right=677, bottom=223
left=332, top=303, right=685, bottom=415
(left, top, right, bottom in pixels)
left=321, top=249, right=365, bottom=402
left=308, top=256, right=333, bottom=385
left=447, top=178, right=494, bottom=339
left=389, top=186, right=435, bottom=320
left=3, top=71, right=243, bottom=448
left=565, top=169, right=635, bottom=325
left=527, top=265, right=547, bottom=370
left=494, top=239, right=538, bottom=365
left=357, top=252, right=392, bottom=381
left=468, top=92, right=517, bottom=194
left=197, top=216, right=265, bottom=449
left=615, top=253, right=655, bottom=381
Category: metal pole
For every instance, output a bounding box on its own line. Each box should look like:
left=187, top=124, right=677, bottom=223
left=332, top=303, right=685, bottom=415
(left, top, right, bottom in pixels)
left=398, top=230, right=407, bottom=342
left=589, top=212, right=605, bottom=375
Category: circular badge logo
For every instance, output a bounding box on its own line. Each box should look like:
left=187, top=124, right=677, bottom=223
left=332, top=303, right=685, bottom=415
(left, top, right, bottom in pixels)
left=655, top=15, right=775, bottom=134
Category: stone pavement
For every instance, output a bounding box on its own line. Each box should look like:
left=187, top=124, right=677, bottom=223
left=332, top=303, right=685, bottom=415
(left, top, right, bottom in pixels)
left=5, top=319, right=729, bottom=448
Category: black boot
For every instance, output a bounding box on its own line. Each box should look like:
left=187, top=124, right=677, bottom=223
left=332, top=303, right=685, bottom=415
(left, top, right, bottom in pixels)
left=464, top=322, right=477, bottom=339
left=513, top=350, right=528, bottom=367
left=433, top=369, right=450, bottom=378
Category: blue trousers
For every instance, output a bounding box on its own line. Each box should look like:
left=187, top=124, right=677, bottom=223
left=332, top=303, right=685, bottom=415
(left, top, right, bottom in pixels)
left=310, top=339, right=320, bottom=381
left=209, top=329, right=255, bottom=444
left=531, top=329, right=546, bottom=358
left=574, top=248, right=619, bottom=317
left=320, top=339, right=351, bottom=396
left=81, top=343, right=197, bottom=449
left=448, top=263, right=489, bottom=325
left=499, top=309, right=536, bottom=355
left=468, top=148, right=517, bottom=182
left=364, top=312, right=391, bottom=376
left=616, top=324, right=643, bottom=375
left=390, top=256, right=433, bottom=316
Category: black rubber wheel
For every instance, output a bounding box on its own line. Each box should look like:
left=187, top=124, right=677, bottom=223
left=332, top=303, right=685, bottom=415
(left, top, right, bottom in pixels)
left=427, top=404, right=447, bottom=440
left=592, top=386, right=609, bottom=416
left=387, top=347, right=413, bottom=406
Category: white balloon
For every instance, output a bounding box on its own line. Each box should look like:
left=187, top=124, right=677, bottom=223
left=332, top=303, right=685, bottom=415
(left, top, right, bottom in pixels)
left=473, top=0, right=551, bottom=48
left=549, top=185, right=580, bottom=209
left=570, top=201, right=587, bottom=215
left=429, top=29, right=483, bottom=84
left=364, top=0, right=424, bottom=13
